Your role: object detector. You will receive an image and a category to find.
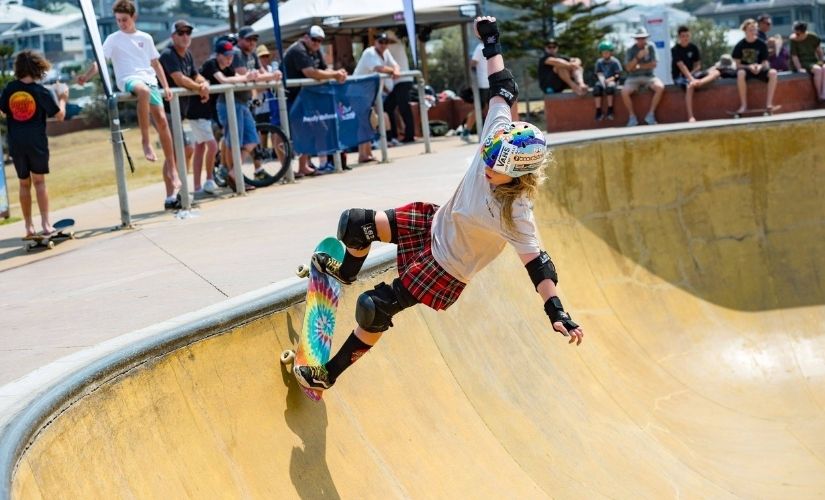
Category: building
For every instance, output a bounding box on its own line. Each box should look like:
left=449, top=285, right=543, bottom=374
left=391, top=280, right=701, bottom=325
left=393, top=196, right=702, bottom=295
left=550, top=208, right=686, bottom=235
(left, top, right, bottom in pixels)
left=0, top=3, right=84, bottom=66
left=695, top=0, right=825, bottom=37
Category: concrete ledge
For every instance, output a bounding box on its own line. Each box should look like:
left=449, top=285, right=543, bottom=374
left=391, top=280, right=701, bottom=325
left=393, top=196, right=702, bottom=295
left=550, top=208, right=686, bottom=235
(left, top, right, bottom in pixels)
left=545, top=72, right=821, bottom=132
left=0, top=247, right=396, bottom=499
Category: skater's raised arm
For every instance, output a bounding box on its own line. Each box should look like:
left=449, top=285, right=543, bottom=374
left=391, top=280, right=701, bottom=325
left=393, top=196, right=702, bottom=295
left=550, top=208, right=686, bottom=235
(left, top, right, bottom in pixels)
left=519, top=251, right=584, bottom=345
left=473, top=17, right=515, bottom=109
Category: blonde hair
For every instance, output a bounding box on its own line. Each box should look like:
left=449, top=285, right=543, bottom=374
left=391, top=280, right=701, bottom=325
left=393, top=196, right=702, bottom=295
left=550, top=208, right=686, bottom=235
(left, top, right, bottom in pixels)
left=493, top=148, right=553, bottom=233
left=740, top=18, right=757, bottom=32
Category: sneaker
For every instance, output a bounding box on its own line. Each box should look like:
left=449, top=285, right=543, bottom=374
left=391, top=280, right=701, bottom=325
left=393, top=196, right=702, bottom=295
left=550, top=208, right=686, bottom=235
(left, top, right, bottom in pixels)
left=202, top=179, right=218, bottom=195
left=311, top=251, right=354, bottom=285
left=626, top=115, right=638, bottom=127
left=606, top=109, right=615, bottom=121
left=388, top=138, right=401, bottom=147
left=644, top=112, right=657, bottom=125
left=595, top=109, right=603, bottom=121
left=254, top=168, right=269, bottom=180
left=294, top=365, right=334, bottom=391
left=315, top=162, right=336, bottom=175
left=460, top=129, right=471, bottom=143
left=164, top=193, right=182, bottom=211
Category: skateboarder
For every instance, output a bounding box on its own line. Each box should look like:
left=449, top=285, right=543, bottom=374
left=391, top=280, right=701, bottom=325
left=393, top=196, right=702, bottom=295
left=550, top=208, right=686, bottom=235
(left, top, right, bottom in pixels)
left=0, top=50, right=67, bottom=238
left=295, top=16, right=584, bottom=392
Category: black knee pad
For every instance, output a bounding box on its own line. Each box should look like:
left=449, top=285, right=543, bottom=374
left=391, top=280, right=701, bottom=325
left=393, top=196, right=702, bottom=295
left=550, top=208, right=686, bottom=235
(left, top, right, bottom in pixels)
left=355, top=279, right=419, bottom=333
left=593, top=85, right=604, bottom=97
left=605, top=84, right=616, bottom=96
left=337, top=208, right=378, bottom=250
left=385, top=209, right=399, bottom=244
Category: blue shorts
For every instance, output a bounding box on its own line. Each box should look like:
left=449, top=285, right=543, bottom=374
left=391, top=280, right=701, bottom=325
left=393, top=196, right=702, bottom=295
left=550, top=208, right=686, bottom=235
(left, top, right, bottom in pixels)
left=216, top=101, right=258, bottom=147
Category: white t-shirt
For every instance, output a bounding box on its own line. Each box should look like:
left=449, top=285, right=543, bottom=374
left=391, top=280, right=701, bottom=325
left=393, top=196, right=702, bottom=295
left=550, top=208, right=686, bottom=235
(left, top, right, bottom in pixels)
left=354, top=46, right=398, bottom=93
left=431, top=102, right=541, bottom=283
left=102, top=30, right=160, bottom=91
left=471, top=43, right=489, bottom=89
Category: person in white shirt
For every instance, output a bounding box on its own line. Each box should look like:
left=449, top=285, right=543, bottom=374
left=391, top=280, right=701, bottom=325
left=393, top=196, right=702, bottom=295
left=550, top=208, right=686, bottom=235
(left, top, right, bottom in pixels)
left=460, top=41, right=491, bottom=142
left=294, top=16, right=585, bottom=393
left=385, top=31, right=416, bottom=145
left=77, top=0, right=181, bottom=210
left=353, top=32, right=400, bottom=162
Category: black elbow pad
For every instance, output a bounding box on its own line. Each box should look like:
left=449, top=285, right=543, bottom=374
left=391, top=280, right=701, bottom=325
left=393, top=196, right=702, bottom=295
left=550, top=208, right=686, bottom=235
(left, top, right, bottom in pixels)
left=525, top=250, right=558, bottom=289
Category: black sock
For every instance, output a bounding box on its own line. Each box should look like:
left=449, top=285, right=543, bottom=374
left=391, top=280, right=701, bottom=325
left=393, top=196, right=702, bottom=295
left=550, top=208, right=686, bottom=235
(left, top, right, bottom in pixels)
left=325, top=331, right=372, bottom=381
left=340, top=251, right=367, bottom=281
left=608, top=106, right=614, bottom=113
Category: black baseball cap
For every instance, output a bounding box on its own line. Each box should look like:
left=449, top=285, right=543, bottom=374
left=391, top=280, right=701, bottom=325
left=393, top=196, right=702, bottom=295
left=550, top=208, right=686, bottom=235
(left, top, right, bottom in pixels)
left=171, top=20, right=193, bottom=34
left=238, top=26, right=258, bottom=39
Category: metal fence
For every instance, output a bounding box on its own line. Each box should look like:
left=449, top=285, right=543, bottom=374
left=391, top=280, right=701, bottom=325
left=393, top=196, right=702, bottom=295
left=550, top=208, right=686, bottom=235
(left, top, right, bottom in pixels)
left=107, top=70, right=432, bottom=227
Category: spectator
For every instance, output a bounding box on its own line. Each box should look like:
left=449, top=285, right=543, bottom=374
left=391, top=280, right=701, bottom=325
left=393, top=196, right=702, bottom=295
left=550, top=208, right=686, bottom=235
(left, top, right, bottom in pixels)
left=757, top=14, right=772, bottom=42
left=592, top=40, right=622, bottom=121
left=621, top=28, right=665, bottom=126
left=185, top=88, right=218, bottom=195
left=0, top=50, right=67, bottom=238
left=459, top=40, right=491, bottom=142
left=159, top=20, right=210, bottom=174
left=732, top=19, right=778, bottom=115
left=538, top=39, right=588, bottom=96
left=672, top=25, right=722, bottom=123
left=283, top=25, right=348, bottom=175
left=219, top=26, right=282, bottom=184
left=203, top=38, right=261, bottom=190
left=77, top=0, right=181, bottom=209
left=767, top=35, right=790, bottom=71
left=790, top=21, right=825, bottom=100
left=353, top=32, right=400, bottom=163
left=251, top=43, right=277, bottom=126
left=385, top=31, right=416, bottom=146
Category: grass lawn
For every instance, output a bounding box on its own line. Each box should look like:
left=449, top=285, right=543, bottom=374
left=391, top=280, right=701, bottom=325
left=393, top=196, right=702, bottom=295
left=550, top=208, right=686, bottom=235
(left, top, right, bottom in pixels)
left=2, top=126, right=164, bottom=216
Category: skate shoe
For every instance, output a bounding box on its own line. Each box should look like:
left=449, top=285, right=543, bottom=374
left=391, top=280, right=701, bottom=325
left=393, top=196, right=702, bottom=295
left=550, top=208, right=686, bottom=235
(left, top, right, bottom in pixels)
left=311, top=252, right=354, bottom=285
left=294, top=365, right=334, bottom=390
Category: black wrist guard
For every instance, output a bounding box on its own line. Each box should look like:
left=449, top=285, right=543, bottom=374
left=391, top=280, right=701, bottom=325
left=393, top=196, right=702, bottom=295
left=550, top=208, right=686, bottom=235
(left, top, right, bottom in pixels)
left=488, top=69, right=518, bottom=107
left=544, top=296, right=579, bottom=330
left=477, top=20, right=502, bottom=59
left=525, top=251, right=558, bottom=289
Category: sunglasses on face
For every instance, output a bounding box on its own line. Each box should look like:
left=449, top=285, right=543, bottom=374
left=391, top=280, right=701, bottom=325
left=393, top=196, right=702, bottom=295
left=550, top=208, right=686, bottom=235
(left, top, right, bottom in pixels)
left=245, top=36, right=259, bottom=42
left=310, top=37, right=324, bottom=43
left=377, top=39, right=389, bottom=44
left=176, top=30, right=192, bottom=36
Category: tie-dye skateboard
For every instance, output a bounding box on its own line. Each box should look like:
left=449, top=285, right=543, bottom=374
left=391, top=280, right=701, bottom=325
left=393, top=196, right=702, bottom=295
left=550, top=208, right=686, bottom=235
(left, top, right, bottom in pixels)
left=280, top=236, right=344, bottom=401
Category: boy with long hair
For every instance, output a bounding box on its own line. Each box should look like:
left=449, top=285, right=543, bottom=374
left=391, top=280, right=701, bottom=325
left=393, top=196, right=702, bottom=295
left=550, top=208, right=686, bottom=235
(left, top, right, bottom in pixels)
left=0, top=50, right=67, bottom=238
left=294, top=17, right=584, bottom=392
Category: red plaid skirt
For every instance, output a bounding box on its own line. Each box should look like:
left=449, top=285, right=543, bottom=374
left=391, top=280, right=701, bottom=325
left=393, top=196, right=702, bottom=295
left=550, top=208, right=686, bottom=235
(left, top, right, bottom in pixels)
left=394, top=202, right=466, bottom=311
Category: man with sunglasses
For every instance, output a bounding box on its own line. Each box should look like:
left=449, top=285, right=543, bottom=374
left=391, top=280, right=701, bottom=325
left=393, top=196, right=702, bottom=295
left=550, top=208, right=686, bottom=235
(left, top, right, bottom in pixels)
left=159, top=20, right=209, bottom=175
left=353, top=32, right=400, bottom=163
left=283, top=25, right=348, bottom=176
left=757, top=14, right=772, bottom=42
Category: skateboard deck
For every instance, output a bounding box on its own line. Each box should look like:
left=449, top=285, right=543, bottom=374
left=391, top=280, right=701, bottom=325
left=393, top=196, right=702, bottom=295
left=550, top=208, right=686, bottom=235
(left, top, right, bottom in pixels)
left=24, top=218, right=75, bottom=252
left=280, top=236, right=345, bottom=401
left=727, top=105, right=781, bottom=118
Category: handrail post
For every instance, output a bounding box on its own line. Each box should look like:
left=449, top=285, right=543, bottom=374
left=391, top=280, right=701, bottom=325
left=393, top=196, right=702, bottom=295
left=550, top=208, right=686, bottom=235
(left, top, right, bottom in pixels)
left=107, top=95, right=132, bottom=227
left=375, top=76, right=389, bottom=163
left=224, top=90, right=245, bottom=195
left=275, top=82, right=294, bottom=183
left=416, top=75, right=432, bottom=154
left=170, top=94, right=191, bottom=210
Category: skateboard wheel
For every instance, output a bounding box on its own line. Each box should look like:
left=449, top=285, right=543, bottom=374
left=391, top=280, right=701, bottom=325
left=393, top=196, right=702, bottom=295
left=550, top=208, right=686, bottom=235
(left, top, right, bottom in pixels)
left=280, top=349, right=295, bottom=364
left=47, top=241, right=55, bottom=249
left=296, top=265, right=309, bottom=278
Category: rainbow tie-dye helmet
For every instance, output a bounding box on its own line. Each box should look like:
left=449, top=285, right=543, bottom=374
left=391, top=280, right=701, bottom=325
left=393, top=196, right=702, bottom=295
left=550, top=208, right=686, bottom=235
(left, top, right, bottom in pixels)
left=481, top=121, right=547, bottom=177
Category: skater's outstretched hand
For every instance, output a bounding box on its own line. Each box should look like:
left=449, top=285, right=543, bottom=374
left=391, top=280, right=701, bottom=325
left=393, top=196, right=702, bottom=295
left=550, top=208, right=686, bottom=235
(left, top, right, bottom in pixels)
left=553, top=319, right=584, bottom=346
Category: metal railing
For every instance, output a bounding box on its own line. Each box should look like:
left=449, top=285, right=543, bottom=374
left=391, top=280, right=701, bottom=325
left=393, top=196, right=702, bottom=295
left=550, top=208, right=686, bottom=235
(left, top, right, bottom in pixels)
left=107, top=70, right=431, bottom=228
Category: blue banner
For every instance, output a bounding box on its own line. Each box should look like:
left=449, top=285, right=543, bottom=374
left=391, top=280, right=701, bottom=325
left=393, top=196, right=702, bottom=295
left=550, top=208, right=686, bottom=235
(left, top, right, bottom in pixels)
left=289, top=76, right=380, bottom=155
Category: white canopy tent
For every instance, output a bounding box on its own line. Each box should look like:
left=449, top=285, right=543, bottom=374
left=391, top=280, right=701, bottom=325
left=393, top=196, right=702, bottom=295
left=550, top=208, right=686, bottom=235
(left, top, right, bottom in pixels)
left=252, top=0, right=481, bottom=40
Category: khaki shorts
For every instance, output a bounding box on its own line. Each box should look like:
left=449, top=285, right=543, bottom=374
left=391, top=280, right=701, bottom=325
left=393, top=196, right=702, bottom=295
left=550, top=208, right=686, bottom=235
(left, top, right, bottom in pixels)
left=623, top=75, right=664, bottom=93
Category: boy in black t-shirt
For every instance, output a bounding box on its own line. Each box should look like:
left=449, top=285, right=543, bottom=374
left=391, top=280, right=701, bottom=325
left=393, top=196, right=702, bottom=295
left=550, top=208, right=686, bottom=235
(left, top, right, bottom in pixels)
left=0, top=51, right=67, bottom=238
left=671, top=25, right=722, bottom=122
left=732, top=19, right=778, bottom=114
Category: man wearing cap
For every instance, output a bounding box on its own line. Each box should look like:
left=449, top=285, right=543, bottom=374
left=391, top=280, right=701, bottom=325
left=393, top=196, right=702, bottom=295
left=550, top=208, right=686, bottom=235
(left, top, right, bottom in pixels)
left=159, top=20, right=209, bottom=171
left=283, top=25, right=348, bottom=176
left=621, top=27, right=665, bottom=126
left=353, top=32, right=400, bottom=163
left=538, top=39, right=588, bottom=96
left=218, top=26, right=282, bottom=180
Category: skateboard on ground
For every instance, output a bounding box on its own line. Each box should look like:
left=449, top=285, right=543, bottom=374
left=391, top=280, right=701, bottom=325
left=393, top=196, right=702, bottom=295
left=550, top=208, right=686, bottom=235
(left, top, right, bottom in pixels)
left=23, top=218, right=75, bottom=252
left=727, top=105, right=781, bottom=118
left=280, top=236, right=345, bottom=401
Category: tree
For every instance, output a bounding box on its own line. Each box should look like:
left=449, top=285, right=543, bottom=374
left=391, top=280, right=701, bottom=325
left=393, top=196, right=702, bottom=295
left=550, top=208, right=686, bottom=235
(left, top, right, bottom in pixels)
left=495, top=0, right=628, bottom=81
left=176, top=0, right=224, bottom=18
left=0, top=44, right=13, bottom=79
left=687, top=19, right=730, bottom=69
left=427, top=26, right=467, bottom=94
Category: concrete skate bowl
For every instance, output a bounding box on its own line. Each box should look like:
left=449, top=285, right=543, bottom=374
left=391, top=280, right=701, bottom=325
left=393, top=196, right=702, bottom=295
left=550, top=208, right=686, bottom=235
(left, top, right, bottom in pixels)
left=4, top=118, right=825, bottom=498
